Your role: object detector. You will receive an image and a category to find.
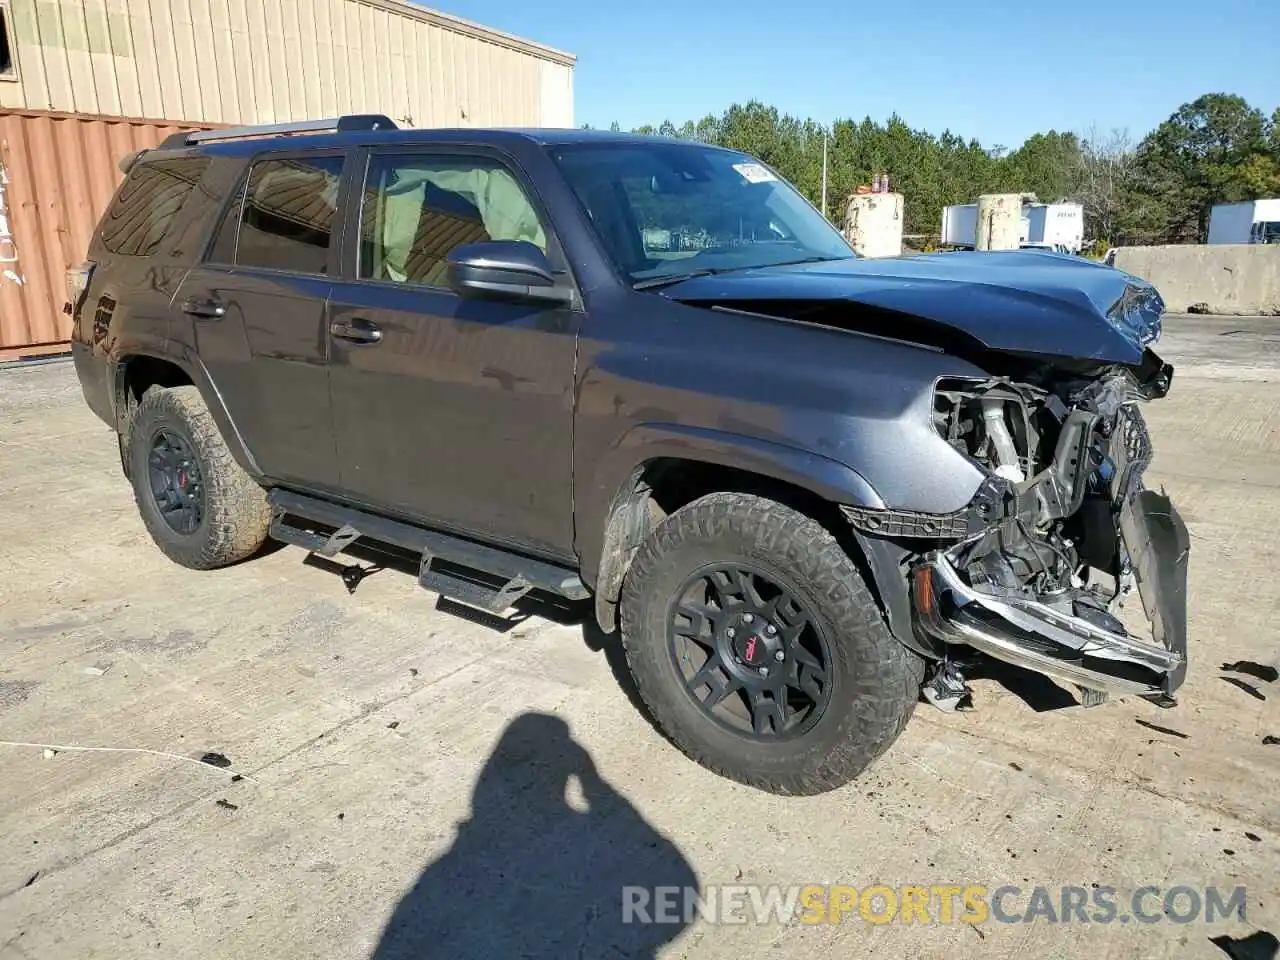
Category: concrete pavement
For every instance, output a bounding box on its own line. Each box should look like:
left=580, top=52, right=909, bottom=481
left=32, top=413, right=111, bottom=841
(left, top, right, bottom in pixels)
left=0, top=314, right=1277, bottom=958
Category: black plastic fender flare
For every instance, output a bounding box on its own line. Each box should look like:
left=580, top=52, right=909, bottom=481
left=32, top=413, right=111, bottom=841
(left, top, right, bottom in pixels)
left=585, top=423, right=887, bottom=634
left=112, top=346, right=264, bottom=481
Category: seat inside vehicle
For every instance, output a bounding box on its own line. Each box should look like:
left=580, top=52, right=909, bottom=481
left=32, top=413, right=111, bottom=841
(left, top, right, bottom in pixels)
left=365, top=177, right=490, bottom=286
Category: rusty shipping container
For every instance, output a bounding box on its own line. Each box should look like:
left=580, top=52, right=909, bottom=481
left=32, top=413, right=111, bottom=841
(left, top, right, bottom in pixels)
left=0, top=110, right=211, bottom=357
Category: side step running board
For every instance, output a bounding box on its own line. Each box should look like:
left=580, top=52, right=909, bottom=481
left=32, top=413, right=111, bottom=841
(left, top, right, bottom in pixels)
left=267, top=489, right=589, bottom=614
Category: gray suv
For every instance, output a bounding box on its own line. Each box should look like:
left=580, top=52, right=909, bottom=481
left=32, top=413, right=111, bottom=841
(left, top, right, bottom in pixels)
left=70, top=116, right=1188, bottom=794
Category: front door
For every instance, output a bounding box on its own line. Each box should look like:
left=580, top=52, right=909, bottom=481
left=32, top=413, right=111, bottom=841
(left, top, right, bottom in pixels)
left=174, top=151, right=349, bottom=488
left=326, top=148, right=578, bottom=559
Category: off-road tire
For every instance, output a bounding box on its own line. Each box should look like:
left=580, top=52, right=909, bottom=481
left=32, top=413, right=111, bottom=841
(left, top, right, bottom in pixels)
left=620, top=492, right=923, bottom=795
left=128, top=385, right=271, bottom=570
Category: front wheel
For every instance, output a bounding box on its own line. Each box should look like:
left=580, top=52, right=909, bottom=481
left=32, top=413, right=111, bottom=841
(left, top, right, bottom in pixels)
left=620, top=492, right=923, bottom=795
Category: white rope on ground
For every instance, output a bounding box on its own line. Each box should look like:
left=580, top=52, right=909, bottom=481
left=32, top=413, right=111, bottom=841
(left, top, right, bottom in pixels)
left=0, top=740, right=258, bottom=782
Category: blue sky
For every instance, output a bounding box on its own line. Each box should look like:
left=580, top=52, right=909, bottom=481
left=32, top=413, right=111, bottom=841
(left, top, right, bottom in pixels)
left=438, top=0, right=1280, bottom=148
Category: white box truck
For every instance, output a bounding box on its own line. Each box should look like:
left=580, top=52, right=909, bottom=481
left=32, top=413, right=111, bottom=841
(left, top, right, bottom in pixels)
left=1207, top=199, right=1280, bottom=244
left=1025, top=202, right=1084, bottom=253
left=940, top=201, right=1084, bottom=253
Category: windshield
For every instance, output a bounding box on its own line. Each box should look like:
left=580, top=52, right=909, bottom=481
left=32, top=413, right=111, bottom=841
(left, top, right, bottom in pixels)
left=548, top=141, right=854, bottom=285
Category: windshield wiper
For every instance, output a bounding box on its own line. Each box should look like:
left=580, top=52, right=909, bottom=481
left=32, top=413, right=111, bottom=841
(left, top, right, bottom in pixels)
left=767, top=255, right=850, bottom=268
left=632, top=256, right=848, bottom=291
left=631, top=269, right=720, bottom=291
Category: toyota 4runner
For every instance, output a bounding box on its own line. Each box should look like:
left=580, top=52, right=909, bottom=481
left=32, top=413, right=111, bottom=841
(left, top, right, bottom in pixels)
left=70, top=115, right=1189, bottom=795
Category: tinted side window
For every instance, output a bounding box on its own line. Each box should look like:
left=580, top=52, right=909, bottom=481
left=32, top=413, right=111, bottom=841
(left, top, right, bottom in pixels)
left=358, top=154, right=546, bottom=287
left=99, top=157, right=211, bottom=257
left=206, top=174, right=245, bottom=265
left=234, top=155, right=345, bottom=274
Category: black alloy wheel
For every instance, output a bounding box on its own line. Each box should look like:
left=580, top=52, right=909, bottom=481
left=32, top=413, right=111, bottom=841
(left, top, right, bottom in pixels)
left=668, top=562, right=834, bottom=740
left=147, top=428, right=205, bottom=535
left=127, top=385, right=272, bottom=569
left=620, top=491, right=925, bottom=793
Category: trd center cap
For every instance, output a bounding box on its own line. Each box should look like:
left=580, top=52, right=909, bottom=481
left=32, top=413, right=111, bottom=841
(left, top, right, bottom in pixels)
left=734, top=626, right=779, bottom=667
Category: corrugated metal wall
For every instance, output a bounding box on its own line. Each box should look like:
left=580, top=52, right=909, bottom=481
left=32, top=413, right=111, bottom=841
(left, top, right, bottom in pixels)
left=0, top=111, right=209, bottom=353
left=0, top=0, right=573, bottom=354
left=0, top=0, right=575, bottom=128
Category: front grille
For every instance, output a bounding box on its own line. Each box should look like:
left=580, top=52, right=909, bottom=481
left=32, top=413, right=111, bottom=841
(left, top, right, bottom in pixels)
left=1111, top=404, right=1152, bottom=501
left=1123, top=407, right=1151, bottom=462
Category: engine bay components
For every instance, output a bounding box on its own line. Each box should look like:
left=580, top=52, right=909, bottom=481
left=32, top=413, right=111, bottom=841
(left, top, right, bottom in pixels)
left=895, top=361, right=1188, bottom=704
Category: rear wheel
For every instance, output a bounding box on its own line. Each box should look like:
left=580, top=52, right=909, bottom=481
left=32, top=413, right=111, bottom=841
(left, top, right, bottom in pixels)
left=127, top=385, right=271, bottom=570
left=620, top=492, right=922, bottom=795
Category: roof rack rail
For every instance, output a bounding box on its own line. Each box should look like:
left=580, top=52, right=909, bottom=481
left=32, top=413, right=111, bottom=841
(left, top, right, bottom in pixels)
left=159, top=114, right=398, bottom=150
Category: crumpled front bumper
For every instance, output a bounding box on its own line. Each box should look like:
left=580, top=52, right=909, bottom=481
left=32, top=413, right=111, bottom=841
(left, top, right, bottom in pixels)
left=913, top=487, right=1189, bottom=701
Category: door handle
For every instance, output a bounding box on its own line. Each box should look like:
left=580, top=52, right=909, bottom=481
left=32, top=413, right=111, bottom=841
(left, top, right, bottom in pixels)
left=330, top=317, right=382, bottom=345
left=181, top=296, right=226, bottom=319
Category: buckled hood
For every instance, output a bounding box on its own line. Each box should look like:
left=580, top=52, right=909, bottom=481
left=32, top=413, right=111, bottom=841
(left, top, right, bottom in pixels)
left=659, top=250, right=1164, bottom=366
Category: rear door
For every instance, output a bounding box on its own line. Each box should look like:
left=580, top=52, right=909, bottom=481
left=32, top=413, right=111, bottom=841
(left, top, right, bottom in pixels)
left=174, top=149, right=351, bottom=489
left=325, top=146, right=579, bottom=558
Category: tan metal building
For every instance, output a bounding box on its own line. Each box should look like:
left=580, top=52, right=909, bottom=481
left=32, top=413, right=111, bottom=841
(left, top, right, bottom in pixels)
left=0, top=0, right=575, bottom=357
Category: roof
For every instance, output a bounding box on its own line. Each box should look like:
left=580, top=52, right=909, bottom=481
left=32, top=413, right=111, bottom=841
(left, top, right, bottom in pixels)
left=501, top=129, right=702, bottom=147
left=153, top=125, right=732, bottom=158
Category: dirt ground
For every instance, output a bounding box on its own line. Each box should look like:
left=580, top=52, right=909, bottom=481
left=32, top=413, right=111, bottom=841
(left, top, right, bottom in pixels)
left=0, top=314, right=1277, bottom=959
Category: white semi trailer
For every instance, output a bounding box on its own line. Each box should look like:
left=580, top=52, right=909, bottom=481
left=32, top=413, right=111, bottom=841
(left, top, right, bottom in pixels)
left=941, top=201, right=1085, bottom=253
left=940, top=204, right=979, bottom=250
left=1207, top=199, right=1280, bottom=244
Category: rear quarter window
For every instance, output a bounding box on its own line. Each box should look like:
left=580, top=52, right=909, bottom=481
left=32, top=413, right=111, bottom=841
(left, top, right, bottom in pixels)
left=98, top=156, right=210, bottom=257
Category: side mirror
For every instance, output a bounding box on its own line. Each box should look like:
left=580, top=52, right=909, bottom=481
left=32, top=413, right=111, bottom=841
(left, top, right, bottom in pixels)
left=446, top=240, right=573, bottom=305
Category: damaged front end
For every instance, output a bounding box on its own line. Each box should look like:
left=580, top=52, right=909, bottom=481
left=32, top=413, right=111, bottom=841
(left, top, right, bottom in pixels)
left=848, top=353, right=1190, bottom=708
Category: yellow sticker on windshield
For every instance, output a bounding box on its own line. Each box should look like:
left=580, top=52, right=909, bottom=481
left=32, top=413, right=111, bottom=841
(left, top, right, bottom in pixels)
left=733, top=162, right=778, bottom=184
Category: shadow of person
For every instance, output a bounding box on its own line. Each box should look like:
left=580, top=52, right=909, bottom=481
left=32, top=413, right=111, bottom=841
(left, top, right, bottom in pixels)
left=373, top=712, right=698, bottom=959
